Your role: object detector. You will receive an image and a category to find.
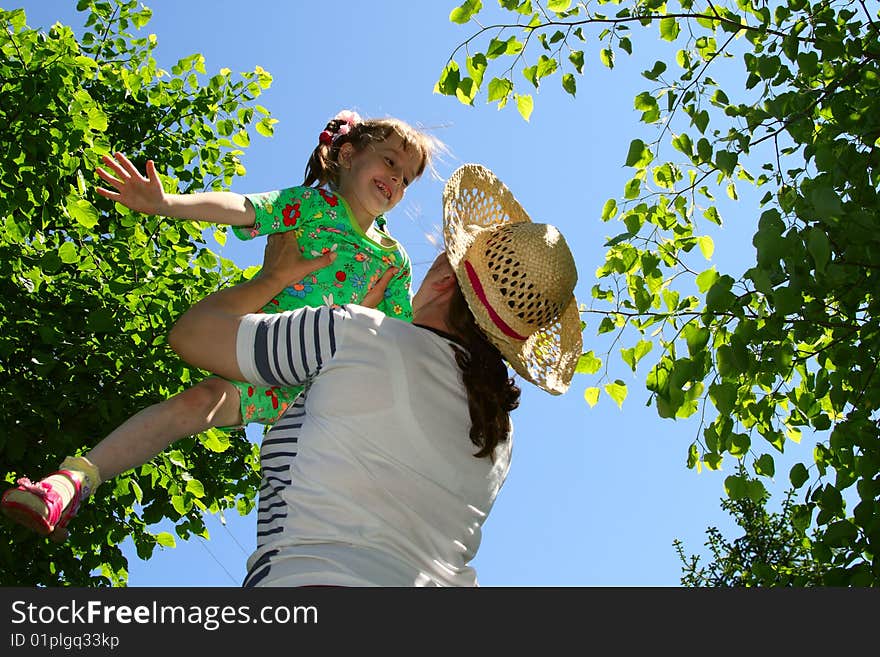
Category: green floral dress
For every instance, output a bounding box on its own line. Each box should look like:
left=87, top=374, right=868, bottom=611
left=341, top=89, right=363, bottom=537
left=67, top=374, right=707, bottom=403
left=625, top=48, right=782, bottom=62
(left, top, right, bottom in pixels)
left=227, top=185, right=412, bottom=425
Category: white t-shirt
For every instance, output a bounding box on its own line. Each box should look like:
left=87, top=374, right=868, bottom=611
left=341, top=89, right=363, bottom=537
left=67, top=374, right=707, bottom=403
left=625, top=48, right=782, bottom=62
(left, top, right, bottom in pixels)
left=235, top=304, right=512, bottom=587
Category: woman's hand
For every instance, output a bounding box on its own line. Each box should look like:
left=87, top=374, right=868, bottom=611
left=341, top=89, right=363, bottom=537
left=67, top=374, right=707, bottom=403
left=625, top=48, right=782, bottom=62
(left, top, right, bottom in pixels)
left=168, top=231, right=336, bottom=380
left=258, top=231, right=336, bottom=291
left=259, top=231, right=396, bottom=309
left=95, top=152, right=167, bottom=215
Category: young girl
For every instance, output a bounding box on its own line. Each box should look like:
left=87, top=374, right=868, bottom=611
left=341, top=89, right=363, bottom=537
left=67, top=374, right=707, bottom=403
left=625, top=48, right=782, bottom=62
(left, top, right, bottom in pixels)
left=1, top=110, right=439, bottom=539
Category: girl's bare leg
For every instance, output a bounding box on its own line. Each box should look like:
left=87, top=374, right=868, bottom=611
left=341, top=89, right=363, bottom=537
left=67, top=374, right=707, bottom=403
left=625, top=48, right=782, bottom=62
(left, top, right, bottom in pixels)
left=85, top=376, right=243, bottom=481
left=1, top=377, right=243, bottom=538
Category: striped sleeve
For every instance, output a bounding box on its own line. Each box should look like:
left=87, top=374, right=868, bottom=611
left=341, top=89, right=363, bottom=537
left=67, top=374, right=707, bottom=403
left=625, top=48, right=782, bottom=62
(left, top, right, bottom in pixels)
left=235, top=305, right=345, bottom=387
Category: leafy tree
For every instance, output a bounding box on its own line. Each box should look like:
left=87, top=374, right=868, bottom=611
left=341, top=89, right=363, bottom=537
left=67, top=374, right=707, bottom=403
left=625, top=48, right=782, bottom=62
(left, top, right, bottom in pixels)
left=675, top=465, right=827, bottom=586
left=0, top=0, right=275, bottom=585
left=438, top=0, right=879, bottom=584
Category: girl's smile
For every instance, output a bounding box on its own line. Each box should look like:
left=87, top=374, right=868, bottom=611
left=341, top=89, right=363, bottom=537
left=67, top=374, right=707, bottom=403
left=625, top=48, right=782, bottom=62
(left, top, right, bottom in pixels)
left=337, top=133, right=421, bottom=230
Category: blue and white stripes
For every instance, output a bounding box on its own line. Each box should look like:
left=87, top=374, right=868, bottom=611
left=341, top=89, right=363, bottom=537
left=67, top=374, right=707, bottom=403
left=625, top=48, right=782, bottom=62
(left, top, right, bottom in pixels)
left=236, top=306, right=345, bottom=586
left=237, top=305, right=341, bottom=388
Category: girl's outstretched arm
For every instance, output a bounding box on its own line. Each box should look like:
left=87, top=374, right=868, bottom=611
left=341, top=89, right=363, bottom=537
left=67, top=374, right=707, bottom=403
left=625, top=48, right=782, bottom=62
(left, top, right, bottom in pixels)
left=95, top=151, right=256, bottom=226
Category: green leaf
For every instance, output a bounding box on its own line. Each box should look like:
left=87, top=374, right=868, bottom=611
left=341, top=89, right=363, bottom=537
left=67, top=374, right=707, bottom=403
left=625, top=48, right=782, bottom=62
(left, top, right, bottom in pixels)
left=200, top=429, right=231, bottom=453
left=58, top=241, right=80, bottom=264
left=604, top=380, right=628, bottom=408
left=536, top=55, right=557, bottom=80
left=562, top=73, right=577, bottom=96
left=547, top=0, right=571, bottom=11
left=466, top=53, right=488, bottom=88
left=601, top=198, right=618, bottom=221
left=569, top=50, right=584, bottom=74
left=621, top=340, right=653, bottom=372
left=703, top=207, right=721, bottom=225
left=41, top=252, right=62, bottom=274
left=130, top=479, right=143, bottom=504
left=67, top=197, right=99, bottom=229
left=697, top=235, right=714, bottom=259
left=659, top=17, right=680, bottom=41
left=255, top=117, right=277, bottom=137
left=709, top=381, right=737, bottom=414
left=642, top=61, right=667, bottom=81
left=435, top=60, right=461, bottom=95
left=672, top=133, right=693, bottom=157
left=155, top=532, right=176, bottom=548
left=724, top=474, right=748, bottom=500
left=806, top=227, right=831, bottom=273
left=487, top=77, right=513, bottom=103
left=186, top=479, right=206, bottom=498
left=715, top=150, right=738, bottom=175
left=625, top=139, right=653, bottom=168
left=232, top=130, right=250, bottom=147
left=755, top=453, right=775, bottom=477
left=87, top=106, right=108, bottom=131
left=773, top=285, right=801, bottom=315
left=682, top=323, right=710, bottom=356
left=584, top=387, right=600, bottom=407
left=515, top=93, right=534, bottom=121
left=171, top=495, right=187, bottom=515
left=824, top=520, right=858, bottom=547
left=624, top=178, right=641, bottom=200
left=449, top=0, right=482, bottom=23
left=456, top=77, right=477, bottom=105
left=634, top=92, right=660, bottom=123
left=705, top=275, right=735, bottom=312
left=746, top=478, right=767, bottom=503
left=132, top=6, right=153, bottom=28
left=696, top=137, right=713, bottom=163
left=487, top=36, right=523, bottom=59
left=600, top=48, right=614, bottom=69
left=790, top=462, right=809, bottom=489
left=696, top=267, right=718, bottom=293
left=575, top=351, right=602, bottom=374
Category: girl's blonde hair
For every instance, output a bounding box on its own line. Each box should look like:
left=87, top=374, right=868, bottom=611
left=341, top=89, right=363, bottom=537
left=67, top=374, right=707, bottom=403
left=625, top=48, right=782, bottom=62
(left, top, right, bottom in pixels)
left=303, top=114, right=441, bottom=189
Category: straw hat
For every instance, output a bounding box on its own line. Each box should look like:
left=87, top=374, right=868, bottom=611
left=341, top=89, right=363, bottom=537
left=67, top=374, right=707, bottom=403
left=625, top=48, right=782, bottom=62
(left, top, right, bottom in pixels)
left=442, top=164, right=582, bottom=395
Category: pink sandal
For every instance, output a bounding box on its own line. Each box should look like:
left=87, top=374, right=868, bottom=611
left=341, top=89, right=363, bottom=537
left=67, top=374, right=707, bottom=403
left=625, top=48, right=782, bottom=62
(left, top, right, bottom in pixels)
left=0, top=470, right=82, bottom=536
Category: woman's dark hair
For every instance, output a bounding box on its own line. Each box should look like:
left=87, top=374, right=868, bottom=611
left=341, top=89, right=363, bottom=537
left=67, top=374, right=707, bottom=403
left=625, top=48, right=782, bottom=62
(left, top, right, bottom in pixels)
left=303, top=116, right=438, bottom=189
left=446, top=283, right=521, bottom=460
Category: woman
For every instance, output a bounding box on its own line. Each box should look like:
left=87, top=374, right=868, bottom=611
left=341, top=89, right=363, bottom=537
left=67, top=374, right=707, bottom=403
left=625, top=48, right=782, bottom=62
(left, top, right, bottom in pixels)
left=169, top=164, right=582, bottom=586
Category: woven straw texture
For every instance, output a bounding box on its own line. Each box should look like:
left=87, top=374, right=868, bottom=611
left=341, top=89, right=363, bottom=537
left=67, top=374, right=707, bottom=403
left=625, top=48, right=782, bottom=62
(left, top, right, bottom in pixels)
left=443, top=164, right=582, bottom=394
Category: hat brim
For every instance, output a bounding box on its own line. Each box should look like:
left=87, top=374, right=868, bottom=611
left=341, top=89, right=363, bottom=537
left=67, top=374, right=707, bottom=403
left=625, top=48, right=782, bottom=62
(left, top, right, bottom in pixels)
left=442, top=164, right=582, bottom=394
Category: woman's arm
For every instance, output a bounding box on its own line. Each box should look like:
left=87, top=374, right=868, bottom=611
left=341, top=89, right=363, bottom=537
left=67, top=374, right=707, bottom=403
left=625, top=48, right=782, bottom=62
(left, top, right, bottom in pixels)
left=95, top=152, right=256, bottom=226
left=169, top=231, right=399, bottom=380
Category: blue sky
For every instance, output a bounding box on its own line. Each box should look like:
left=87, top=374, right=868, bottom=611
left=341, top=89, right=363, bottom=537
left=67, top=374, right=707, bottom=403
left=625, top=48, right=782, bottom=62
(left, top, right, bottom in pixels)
left=19, top=0, right=818, bottom=586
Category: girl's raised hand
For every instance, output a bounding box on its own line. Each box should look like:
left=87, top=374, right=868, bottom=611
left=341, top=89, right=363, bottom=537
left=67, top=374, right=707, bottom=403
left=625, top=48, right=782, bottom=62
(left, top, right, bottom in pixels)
left=95, top=152, right=166, bottom=215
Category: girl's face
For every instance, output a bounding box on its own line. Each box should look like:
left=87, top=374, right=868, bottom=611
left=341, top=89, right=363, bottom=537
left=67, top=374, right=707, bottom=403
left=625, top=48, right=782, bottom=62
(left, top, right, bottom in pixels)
left=336, top=133, right=422, bottom=226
